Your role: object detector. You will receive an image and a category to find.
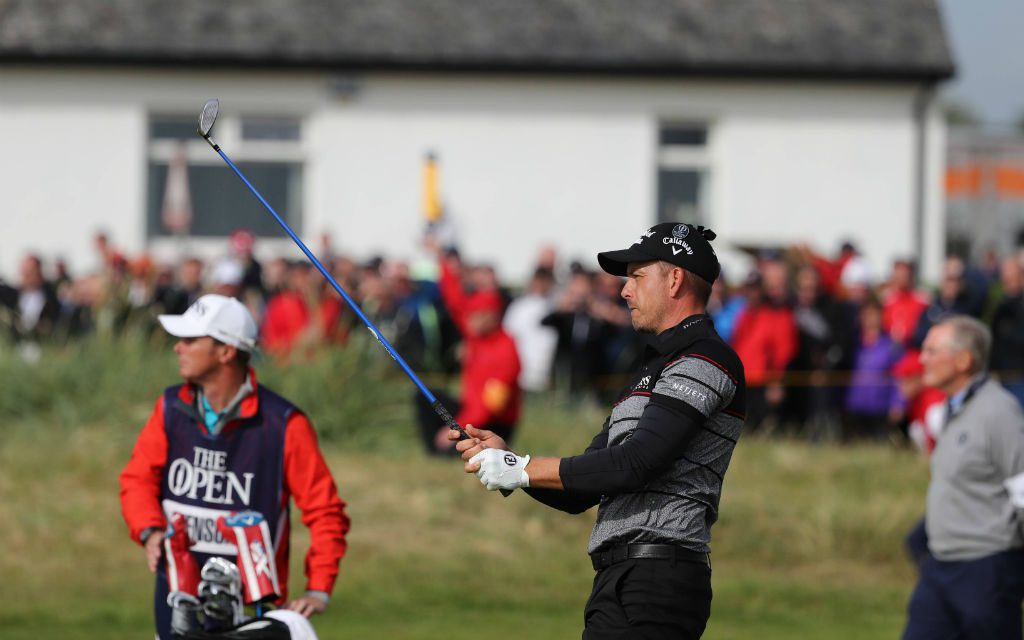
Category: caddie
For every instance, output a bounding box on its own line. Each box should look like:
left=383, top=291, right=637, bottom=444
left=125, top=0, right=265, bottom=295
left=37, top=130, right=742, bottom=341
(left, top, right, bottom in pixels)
left=454, top=222, right=746, bottom=639
left=119, top=294, right=350, bottom=640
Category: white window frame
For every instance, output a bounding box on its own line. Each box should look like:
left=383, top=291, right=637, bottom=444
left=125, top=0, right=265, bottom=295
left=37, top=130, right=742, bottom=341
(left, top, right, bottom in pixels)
left=655, top=122, right=713, bottom=226
left=145, top=111, right=307, bottom=256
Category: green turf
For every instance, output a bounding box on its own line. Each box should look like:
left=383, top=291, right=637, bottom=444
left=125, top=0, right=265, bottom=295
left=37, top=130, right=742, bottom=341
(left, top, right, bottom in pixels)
left=0, top=339, right=929, bottom=638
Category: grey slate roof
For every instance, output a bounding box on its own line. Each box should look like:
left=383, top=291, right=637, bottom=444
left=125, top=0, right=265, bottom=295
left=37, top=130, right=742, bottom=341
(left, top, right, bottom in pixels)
left=0, top=0, right=954, bottom=80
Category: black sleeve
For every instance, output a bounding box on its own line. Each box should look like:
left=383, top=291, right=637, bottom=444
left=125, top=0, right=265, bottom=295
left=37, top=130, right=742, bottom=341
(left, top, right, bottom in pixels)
left=558, top=394, right=706, bottom=495
left=522, top=418, right=611, bottom=514
left=0, top=283, right=15, bottom=309
left=522, top=486, right=601, bottom=514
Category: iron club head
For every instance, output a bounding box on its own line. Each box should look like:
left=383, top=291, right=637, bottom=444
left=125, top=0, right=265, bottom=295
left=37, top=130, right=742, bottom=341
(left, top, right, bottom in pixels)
left=198, top=99, right=220, bottom=138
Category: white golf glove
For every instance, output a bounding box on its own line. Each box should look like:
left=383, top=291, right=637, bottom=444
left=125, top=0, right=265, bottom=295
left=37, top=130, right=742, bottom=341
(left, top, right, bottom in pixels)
left=469, top=449, right=531, bottom=492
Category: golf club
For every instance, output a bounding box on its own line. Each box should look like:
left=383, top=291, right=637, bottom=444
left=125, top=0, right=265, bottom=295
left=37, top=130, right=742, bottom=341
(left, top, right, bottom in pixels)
left=197, top=99, right=511, bottom=495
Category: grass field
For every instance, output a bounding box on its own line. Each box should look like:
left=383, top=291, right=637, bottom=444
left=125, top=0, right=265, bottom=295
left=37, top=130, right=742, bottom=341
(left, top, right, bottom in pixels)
left=0, top=339, right=929, bottom=638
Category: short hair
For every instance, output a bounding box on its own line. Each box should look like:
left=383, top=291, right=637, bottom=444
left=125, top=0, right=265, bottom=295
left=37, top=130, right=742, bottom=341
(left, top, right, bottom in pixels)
left=893, top=258, right=917, bottom=278
left=689, top=274, right=713, bottom=306
left=658, top=262, right=713, bottom=306
left=213, top=338, right=253, bottom=370
left=936, top=315, right=991, bottom=374
left=532, top=266, right=555, bottom=282
left=859, top=296, right=883, bottom=313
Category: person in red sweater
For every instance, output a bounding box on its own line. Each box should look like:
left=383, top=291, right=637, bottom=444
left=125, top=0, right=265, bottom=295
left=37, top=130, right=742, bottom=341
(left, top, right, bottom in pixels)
left=119, top=294, right=349, bottom=639
left=261, top=261, right=345, bottom=360
left=415, top=248, right=522, bottom=455
left=794, top=240, right=858, bottom=298
left=882, top=259, right=930, bottom=347
left=891, top=349, right=946, bottom=454
left=730, top=259, right=798, bottom=430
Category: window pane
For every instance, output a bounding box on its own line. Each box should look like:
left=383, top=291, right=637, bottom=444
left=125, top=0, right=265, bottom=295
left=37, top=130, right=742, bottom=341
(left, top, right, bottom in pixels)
left=657, top=169, right=702, bottom=225
left=150, top=117, right=199, bottom=140
left=242, top=118, right=301, bottom=141
left=147, top=162, right=302, bottom=237
left=659, top=126, right=707, bottom=147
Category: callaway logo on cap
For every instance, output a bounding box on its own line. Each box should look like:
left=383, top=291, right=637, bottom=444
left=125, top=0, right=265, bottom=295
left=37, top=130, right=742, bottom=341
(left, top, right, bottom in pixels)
left=158, top=294, right=259, bottom=352
left=597, top=222, right=720, bottom=283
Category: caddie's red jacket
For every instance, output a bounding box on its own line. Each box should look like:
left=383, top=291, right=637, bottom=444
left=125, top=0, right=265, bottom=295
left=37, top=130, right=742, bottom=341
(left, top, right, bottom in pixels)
left=119, top=369, right=349, bottom=600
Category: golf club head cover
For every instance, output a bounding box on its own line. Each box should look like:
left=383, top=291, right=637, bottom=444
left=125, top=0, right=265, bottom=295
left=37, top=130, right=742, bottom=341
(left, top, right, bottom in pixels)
left=164, top=512, right=201, bottom=597
left=217, top=511, right=281, bottom=604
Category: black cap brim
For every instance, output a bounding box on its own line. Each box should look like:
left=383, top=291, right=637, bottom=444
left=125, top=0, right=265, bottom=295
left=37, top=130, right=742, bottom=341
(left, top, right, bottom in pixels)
left=597, top=248, right=656, bottom=276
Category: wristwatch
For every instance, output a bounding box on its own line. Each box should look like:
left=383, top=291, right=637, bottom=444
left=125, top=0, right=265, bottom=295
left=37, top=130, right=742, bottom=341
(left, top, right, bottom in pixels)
left=139, top=526, right=163, bottom=545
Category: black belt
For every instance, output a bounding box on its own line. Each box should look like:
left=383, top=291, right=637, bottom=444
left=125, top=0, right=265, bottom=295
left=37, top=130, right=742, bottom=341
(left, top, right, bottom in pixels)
left=590, top=543, right=710, bottom=571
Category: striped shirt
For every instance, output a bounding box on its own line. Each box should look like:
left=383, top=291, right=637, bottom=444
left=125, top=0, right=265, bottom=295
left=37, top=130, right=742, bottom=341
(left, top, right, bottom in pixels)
left=528, top=314, right=746, bottom=554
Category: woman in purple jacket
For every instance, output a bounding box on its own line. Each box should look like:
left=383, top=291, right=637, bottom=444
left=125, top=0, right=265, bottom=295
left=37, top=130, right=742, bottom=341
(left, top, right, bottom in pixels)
left=843, top=299, right=903, bottom=440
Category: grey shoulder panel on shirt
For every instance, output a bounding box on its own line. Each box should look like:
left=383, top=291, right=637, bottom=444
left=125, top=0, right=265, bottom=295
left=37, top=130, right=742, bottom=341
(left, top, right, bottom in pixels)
left=653, top=356, right=737, bottom=417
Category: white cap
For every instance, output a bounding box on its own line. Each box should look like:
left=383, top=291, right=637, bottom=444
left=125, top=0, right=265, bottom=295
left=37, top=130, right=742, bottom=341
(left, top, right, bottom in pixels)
left=840, top=256, right=873, bottom=288
left=158, top=294, right=258, bottom=352
left=212, top=259, right=244, bottom=286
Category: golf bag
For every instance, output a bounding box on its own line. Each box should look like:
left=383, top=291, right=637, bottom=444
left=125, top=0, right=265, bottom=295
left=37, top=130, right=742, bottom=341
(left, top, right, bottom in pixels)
left=165, top=511, right=315, bottom=640
left=169, top=557, right=317, bottom=640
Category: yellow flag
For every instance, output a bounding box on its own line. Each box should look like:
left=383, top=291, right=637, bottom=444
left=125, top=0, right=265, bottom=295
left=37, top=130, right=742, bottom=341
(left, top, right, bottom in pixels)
left=422, top=152, right=442, bottom=223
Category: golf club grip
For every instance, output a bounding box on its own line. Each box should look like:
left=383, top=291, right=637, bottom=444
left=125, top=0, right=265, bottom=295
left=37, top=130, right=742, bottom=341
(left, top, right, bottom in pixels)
left=432, top=401, right=513, bottom=498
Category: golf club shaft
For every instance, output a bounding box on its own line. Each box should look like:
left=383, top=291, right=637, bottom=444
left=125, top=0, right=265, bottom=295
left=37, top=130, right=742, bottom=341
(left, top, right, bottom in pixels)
left=211, top=147, right=446, bottom=408
left=204, top=137, right=512, bottom=495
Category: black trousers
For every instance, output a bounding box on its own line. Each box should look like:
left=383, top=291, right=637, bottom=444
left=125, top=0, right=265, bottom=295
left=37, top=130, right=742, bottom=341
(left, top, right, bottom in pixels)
left=583, top=558, right=712, bottom=639
left=413, top=390, right=513, bottom=456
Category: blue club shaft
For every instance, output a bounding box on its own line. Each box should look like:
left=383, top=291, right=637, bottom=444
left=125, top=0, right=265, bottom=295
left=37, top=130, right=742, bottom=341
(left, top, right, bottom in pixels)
left=206, top=135, right=510, bottom=496
left=213, top=147, right=440, bottom=407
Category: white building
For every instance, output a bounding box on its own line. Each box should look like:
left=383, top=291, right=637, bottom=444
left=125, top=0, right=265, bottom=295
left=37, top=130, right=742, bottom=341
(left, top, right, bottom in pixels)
left=0, top=0, right=954, bottom=283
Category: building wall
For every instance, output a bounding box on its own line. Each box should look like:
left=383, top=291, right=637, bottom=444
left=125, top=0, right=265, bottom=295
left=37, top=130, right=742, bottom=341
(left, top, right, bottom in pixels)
left=0, top=66, right=945, bottom=284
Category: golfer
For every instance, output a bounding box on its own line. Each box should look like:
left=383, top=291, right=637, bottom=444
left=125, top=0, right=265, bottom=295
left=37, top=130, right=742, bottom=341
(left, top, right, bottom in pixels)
left=455, top=223, right=745, bottom=639
left=119, top=294, right=350, bottom=640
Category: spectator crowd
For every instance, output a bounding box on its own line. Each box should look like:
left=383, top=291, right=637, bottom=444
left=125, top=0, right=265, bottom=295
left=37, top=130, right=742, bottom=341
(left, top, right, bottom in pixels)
left=4, top=229, right=1024, bottom=447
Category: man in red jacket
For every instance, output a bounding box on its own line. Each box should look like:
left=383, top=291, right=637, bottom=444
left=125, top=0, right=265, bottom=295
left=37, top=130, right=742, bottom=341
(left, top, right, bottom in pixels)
left=119, top=294, right=350, bottom=640
left=730, top=259, right=798, bottom=430
left=415, top=248, right=522, bottom=455
left=262, top=261, right=346, bottom=359
left=883, top=259, right=929, bottom=347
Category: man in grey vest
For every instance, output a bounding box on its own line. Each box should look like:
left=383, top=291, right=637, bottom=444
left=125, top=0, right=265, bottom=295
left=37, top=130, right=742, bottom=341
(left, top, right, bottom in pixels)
left=902, top=315, right=1024, bottom=640
left=453, top=223, right=746, bottom=639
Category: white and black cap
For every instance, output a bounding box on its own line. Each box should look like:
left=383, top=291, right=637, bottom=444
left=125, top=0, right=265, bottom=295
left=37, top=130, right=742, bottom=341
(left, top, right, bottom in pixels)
left=158, top=294, right=258, bottom=352
left=598, top=222, right=721, bottom=283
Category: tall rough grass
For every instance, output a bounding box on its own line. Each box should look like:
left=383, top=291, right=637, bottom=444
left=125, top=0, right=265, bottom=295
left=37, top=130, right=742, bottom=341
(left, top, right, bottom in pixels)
left=0, top=334, right=424, bottom=447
